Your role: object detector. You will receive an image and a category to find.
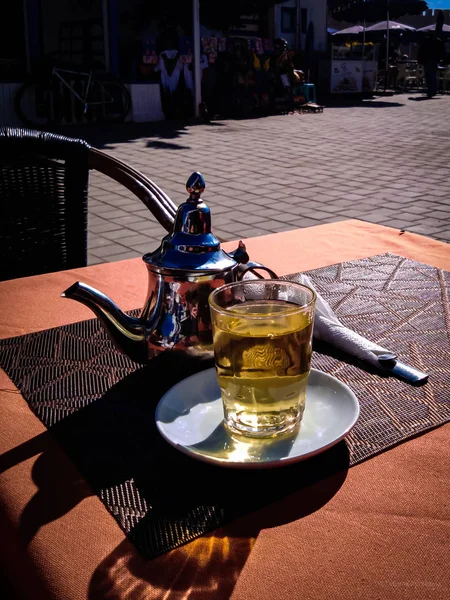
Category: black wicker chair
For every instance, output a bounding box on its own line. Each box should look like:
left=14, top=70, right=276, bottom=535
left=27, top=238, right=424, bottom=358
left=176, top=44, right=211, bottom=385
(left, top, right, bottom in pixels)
left=0, top=128, right=177, bottom=281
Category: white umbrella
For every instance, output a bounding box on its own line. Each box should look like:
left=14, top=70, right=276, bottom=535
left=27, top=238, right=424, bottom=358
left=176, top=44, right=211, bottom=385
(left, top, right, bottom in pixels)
left=366, top=21, right=416, bottom=90
left=418, top=24, right=450, bottom=33
left=365, top=21, right=416, bottom=32
left=333, top=25, right=365, bottom=36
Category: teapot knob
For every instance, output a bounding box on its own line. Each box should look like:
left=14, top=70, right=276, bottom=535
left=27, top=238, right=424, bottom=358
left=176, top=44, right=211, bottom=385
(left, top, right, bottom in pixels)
left=186, top=172, right=206, bottom=202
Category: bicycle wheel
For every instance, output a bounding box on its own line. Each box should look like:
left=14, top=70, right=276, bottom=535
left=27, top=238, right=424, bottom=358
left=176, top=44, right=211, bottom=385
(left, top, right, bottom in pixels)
left=14, top=81, right=62, bottom=128
left=86, top=79, right=131, bottom=123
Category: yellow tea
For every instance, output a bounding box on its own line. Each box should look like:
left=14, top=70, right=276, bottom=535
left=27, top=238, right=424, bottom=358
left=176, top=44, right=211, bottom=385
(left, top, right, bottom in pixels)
left=213, top=300, right=313, bottom=437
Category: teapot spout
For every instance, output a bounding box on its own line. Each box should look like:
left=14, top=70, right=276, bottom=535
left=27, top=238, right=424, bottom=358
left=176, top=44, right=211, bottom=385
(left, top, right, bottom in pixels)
left=61, top=282, right=148, bottom=364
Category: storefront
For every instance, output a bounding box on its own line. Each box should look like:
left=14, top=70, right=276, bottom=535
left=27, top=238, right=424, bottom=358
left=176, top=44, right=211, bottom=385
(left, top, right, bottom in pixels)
left=116, top=2, right=276, bottom=120
left=136, top=34, right=302, bottom=120
left=1, top=1, right=317, bottom=126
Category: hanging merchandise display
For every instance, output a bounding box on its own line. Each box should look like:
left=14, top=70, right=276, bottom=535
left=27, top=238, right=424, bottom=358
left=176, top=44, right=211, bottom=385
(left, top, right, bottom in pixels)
left=143, top=38, right=158, bottom=65
left=154, top=49, right=183, bottom=119
left=201, top=37, right=218, bottom=63
left=183, top=54, right=208, bottom=93
left=218, top=37, right=227, bottom=53
left=180, top=36, right=208, bottom=94
left=155, top=49, right=182, bottom=93
left=138, top=32, right=314, bottom=121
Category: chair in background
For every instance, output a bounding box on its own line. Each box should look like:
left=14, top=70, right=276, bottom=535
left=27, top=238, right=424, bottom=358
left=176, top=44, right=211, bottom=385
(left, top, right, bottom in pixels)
left=438, top=66, right=450, bottom=93
left=416, top=64, right=425, bottom=91
left=0, top=128, right=177, bottom=281
left=396, top=62, right=419, bottom=92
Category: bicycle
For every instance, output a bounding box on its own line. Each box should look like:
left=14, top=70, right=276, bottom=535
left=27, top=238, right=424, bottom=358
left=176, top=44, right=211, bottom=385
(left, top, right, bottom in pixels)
left=15, top=66, right=131, bottom=128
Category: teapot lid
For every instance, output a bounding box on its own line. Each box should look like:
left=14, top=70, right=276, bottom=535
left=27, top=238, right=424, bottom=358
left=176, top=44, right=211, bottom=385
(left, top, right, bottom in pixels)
left=143, top=172, right=237, bottom=272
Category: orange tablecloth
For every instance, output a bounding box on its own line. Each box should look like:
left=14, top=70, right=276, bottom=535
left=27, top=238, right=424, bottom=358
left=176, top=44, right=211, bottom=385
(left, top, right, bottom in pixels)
left=0, top=220, right=449, bottom=600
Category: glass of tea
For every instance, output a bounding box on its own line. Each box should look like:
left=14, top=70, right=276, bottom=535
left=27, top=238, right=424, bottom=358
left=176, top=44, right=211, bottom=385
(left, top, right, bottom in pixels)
left=209, top=280, right=316, bottom=438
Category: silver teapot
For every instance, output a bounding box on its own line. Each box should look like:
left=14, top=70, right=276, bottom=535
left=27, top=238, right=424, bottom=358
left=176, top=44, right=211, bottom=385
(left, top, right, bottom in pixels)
left=62, top=172, right=277, bottom=363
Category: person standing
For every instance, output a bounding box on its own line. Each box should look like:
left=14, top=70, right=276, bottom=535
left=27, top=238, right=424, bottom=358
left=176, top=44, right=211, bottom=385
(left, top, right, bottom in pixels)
left=271, top=38, right=295, bottom=113
left=418, top=33, right=445, bottom=97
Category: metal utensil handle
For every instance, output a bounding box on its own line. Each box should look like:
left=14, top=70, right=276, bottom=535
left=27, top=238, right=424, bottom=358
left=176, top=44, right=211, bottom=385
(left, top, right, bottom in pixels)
left=236, top=261, right=279, bottom=280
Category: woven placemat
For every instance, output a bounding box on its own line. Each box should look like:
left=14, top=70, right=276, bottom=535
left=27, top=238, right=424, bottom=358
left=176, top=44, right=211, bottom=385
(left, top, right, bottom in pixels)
left=1, top=253, right=449, bottom=558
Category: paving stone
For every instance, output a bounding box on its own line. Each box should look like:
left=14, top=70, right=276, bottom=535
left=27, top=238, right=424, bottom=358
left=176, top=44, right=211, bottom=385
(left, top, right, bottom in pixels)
left=126, top=221, right=168, bottom=235
left=104, top=250, right=142, bottom=262
left=126, top=241, right=162, bottom=254
left=204, top=204, right=233, bottom=215
left=88, top=222, right=123, bottom=234
left=331, top=198, right=360, bottom=208
left=89, top=203, right=125, bottom=215
left=105, top=198, right=142, bottom=211
left=354, top=188, right=387, bottom=196
left=393, top=205, right=425, bottom=215
left=320, top=215, right=350, bottom=224
left=88, top=200, right=103, bottom=208
left=282, top=217, right=324, bottom=228
left=393, top=212, right=426, bottom=222
left=413, top=200, right=445, bottom=209
left=87, top=255, right=105, bottom=266
left=427, top=211, right=450, bottom=220
left=89, top=243, right=129, bottom=258
left=88, top=215, right=110, bottom=226
left=212, top=229, right=237, bottom=241
left=432, top=204, right=450, bottom=213
left=89, top=191, right=115, bottom=200
left=299, top=200, right=333, bottom=211
left=253, top=219, right=287, bottom=230
left=267, top=223, right=299, bottom=232
left=405, top=224, right=443, bottom=236
left=378, top=219, right=412, bottom=230
left=87, top=235, right=117, bottom=249
left=340, top=194, right=368, bottom=202
left=249, top=208, right=283, bottom=219
left=313, top=189, right=346, bottom=198
left=302, top=210, right=337, bottom=220
left=110, top=234, right=156, bottom=247
left=394, top=189, right=429, bottom=199
left=227, top=214, right=267, bottom=225
left=267, top=192, right=296, bottom=201
left=92, top=208, right=131, bottom=219
left=417, top=217, right=450, bottom=227
left=101, top=228, right=143, bottom=240
left=219, top=224, right=275, bottom=238
left=277, top=212, right=313, bottom=223
left=110, top=215, right=146, bottom=226
left=428, top=190, right=449, bottom=198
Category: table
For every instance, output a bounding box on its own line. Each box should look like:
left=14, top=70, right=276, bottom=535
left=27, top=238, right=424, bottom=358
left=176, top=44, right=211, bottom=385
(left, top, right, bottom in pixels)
left=0, top=220, right=449, bottom=600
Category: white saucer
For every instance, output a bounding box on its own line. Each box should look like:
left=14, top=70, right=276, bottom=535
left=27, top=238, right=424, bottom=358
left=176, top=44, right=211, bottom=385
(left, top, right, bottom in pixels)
left=155, top=368, right=359, bottom=469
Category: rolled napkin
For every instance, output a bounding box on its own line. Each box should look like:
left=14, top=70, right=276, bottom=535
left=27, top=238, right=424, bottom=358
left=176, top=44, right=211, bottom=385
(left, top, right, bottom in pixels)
left=243, top=268, right=428, bottom=385
left=295, top=273, right=391, bottom=368
left=292, top=273, right=429, bottom=385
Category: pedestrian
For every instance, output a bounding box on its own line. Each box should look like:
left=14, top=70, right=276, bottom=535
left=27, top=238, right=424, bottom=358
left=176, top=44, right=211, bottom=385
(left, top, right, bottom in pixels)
left=418, top=33, right=445, bottom=97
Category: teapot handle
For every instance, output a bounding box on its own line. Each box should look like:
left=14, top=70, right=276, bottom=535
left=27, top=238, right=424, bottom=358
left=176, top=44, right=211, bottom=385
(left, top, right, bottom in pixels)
left=236, top=261, right=279, bottom=280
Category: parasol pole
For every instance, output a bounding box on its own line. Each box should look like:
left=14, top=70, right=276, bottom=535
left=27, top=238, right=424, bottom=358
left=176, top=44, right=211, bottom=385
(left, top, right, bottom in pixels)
left=362, top=0, right=366, bottom=62
left=193, top=0, right=201, bottom=118
left=385, top=0, right=390, bottom=90
left=362, top=1, right=366, bottom=92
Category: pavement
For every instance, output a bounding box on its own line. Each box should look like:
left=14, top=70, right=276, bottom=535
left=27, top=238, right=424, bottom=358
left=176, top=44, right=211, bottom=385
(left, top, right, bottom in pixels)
left=73, top=93, right=450, bottom=265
